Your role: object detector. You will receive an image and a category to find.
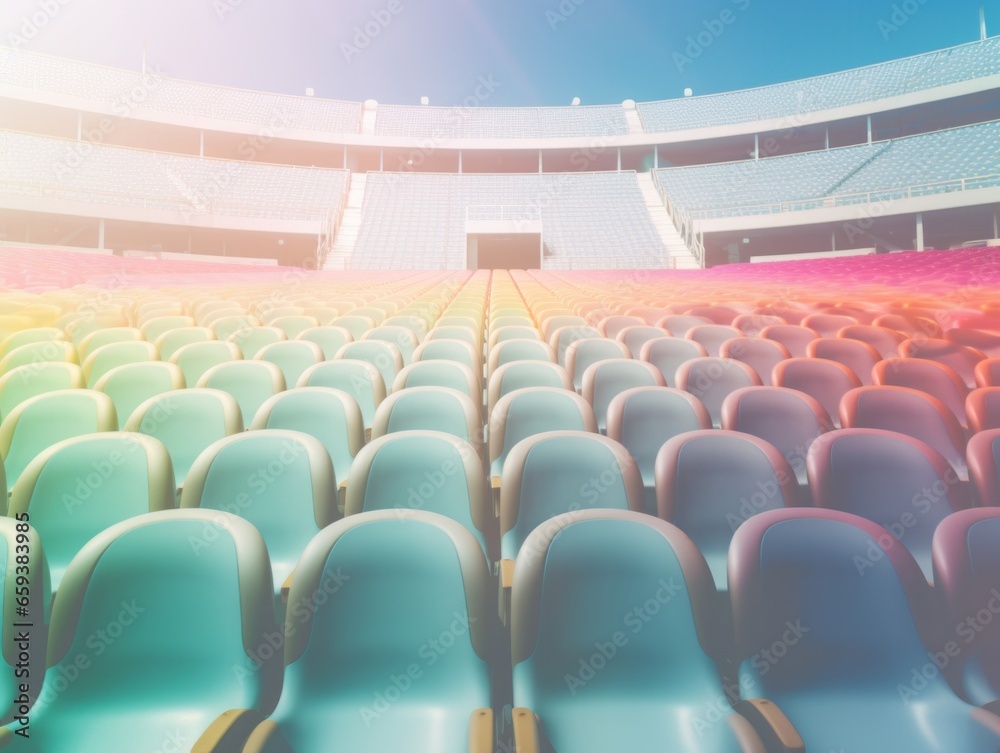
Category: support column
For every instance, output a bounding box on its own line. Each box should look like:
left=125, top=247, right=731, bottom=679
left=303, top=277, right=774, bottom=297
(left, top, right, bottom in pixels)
left=538, top=150, right=543, bottom=174
left=831, top=230, right=837, bottom=252
left=616, top=147, right=621, bottom=171
left=654, top=146, right=659, bottom=169
left=867, top=115, right=873, bottom=144
left=342, top=144, right=347, bottom=169
left=993, top=208, right=998, bottom=239
left=98, top=218, right=105, bottom=250
left=754, top=133, right=760, bottom=160
left=916, top=213, right=925, bottom=251
left=458, top=150, right=463, bottom=174
left=825, top=126, right=830, bottom=150
left=379, top=149, right=384, bottom=171
left=77, top=112, right=83, bottom=141
left=199, top=130, right=205, bottom=158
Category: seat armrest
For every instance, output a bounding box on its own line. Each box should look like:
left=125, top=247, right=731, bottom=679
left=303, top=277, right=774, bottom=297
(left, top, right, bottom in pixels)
left=192, top=709, right=266, bottom=753
left=491, top=476, right=501, bottom=517
left=281, top=572, right=294, bottom=604
left=469, top=708, right=494, bottom=753
left=733, top=698, right=804, bottom=753
left=511, top=708, right=540, bottom=753
left=498, top=558, right=514, bottom=626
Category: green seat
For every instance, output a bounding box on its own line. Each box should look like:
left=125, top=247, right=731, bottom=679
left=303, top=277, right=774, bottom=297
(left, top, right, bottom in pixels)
left=427, top=326, right=481, bottom=351
left=581, top=358, right=666, bottom=434
left=197, top=360, right=285, bottom=429
left=15, top=510, right=281, bottom=751
left=82, top=340, right=158, bottom=388
left=296, top=326, right=353, bottom=359
left=336, top=341, right=404, bottom=393
left=181, top=430, right=339, bottom=595
left=270, top=315, right=319, bottom=340
left=62, top=310, right=129, bottom=344
left=252, top=387, right=365, bottom=488
left=487, top=361, right=573, bottom=419
left=94, top=361, right=186, bottom=429
left=228, top=326, right=285, bottom=360
left=153, top=326, right=215, bottom=361
left=211, top=314, right=260, bottom=342
left=392, top=361, right=480, bottom=399
left=256, top=341, right=323, bottom=389
left=170, top=340, right=242, bottom=386
left=77, top=327, right=143, bottom=359
left=298, top=360, right=386, bottom=434
left=364, top=326, right=419, bottom=365
left=9, top=433, right=175, bottom=590
left=330, top=315, right=376, bottom=340
left=488, top=339, right=555, bottom=378
left=382, top=315, right=429, bottom=341
left=0, top=328, right=67, bottom=359
left=140, top=315, right=195, bottom=342
left=346, top=431, right=494, bottom=558
left=0, top=340, right=78, bottom=376
left=564, top=338, right=630, bottom=391
left=414, top=339, right=480, bottom=372
left=240, top=511, right=493, bottom=753
left=0, top=363, right=85, bottom=422
left=0, top=389, right=116, bottom=493
left=372, top=387, right=482, bottom=454
left=124, top=388, right=243, bottom=489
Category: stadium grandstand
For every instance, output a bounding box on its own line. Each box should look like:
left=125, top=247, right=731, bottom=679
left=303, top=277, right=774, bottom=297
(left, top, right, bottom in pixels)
left=2, top=2, right=1000, bottom=752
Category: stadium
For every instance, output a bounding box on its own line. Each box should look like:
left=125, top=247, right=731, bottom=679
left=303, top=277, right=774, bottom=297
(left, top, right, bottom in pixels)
left=0, top=0, right=999, bottom=751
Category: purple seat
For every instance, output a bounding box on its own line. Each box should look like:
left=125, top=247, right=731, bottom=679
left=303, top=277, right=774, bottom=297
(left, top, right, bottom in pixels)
left=676, top=357, right=762, bottom=428
left=760, top=324, right=819, bottom=358
left=974, top=358, right=1000, bottom=388
left=838, top=325, right=907, bottom=359
left=967, top=387, right=1000, bottom=435
left=899, top=338, right=986, bottom=389
left=967, top=429, right=1000, bottom=505
left=806, top=337, right=881, bottom=385
left=771, top=356, right=860, bottom=431
left=720, top=337, right=790, bottom=386
left=685, top=324, right=742, bottom=357
left=872, top=357, right=969, bottom=427
left=655, top=314, right=711, bottom=337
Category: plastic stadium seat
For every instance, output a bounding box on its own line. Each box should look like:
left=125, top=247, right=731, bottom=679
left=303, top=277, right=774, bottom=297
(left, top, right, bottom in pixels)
left=655, top=430, right=797, bottom=589
left=656, top=314, right=711, bottom=336
left=720, top=336, right=790, bottom=386
left=0, top=389, right=116, bottom=492
left=511, top=510, right=766, bottom=753
left=967, top=387, right=1000, bottom=434
left=676, top=356, right=762, bottom=429
left=639, top=336, right=707, bottom=388
left=255, top=340, right=324, bottom=388
left=760, top=324, right=820, bottom=357
left=170, top=340, right=242, bottom=386
left=372, top=387, right=482, bottom=454
left=228, top=325, right=286, bottom=359
left=732, top=313, right=786, bottom=337
left=0, top=362, right=85, bottom=421
left=330, top=314, right=377, bottom=339
left=198, top=360, right=286, bottom=427
left=0, top=327, right=67, bottom=358
left=808, top=428, right=966, bottom=580
left=140, top=314, right=195, bottom=342
left=392, top=361, right=480, bottom=400
left=337, top=340, right=404, bottom=392
left=0, top=340, right=78, bottom=375
left=181, top=430, right=339, bottom=595
left=296, top=325, right=353, bottom=359
left=414, top=339, right=480, bottom=372
left=427, top=326, right=481, bottom=351
left=81, top=340, right=157, bottom=388
left=598, top=315, right=645, bottom=339
left=975, top=358, right=1000, bottom=388
left=0, top=518, right=47, bottom=725
left=500, top=431, right=644, bottom=564
left=487, top=339, right=556, bottom=378
left=487, top=361, right=572, bottom=419
left=685, top=324, right=741, bottom=357
left=365, top=325, right=421, bottom=364
left=548, top=324, right=601, bottom=366
left=63, top=310, right=128, bottom=344
left=872, top=357, right=969, bottom=427
left=686, top=304, right=741, bottom=325
left=968, top=429, right=1000, bottom=505
left=801, top=312, right=859, bottom=337
left=541, top=314, right=586, bottom=341
left=947, top=328, right=1000, bottom=359
left=563, top=338, right=629, bottom=391
left=211, top=314, right=259, bottom=342
left=298, top=360, right=386, bottom=435
left=487, top=326, right=541, bottom=352
left=352, top=306, right=389, bottom=326
left=838, top=324, right=908, bottom=359
left=616, top=325, right=667, bottom=358
left=9, top=432, right=175, bottom=589
left=240, top=511, right=493, bottom=753
left=805, top=337, right=880, bottom=385
left=841, top=385, right=969, bottom=481
left=874, top=312, right=943, bottom=339
left=382, top=314, right=429, bottom=341
left=581, top=358, right=665, bottom=434
left=488, top=387, right=597, bottom=483
left=900, top=338, right=986, bottom=389
left=729, top=508, right=1000, bottom=753
left=933, top=508, right=1000, bottom=706
left=94, top=361, right=186, bottom=429
left=271, top=315, right=320, bottom=340
left=19, top=510, right=281, bottom=752
left=345, top=432, right=493, bottom=556
left=772, top=357, right=861, bottom=429
left=153, top=325, right=214, bottom=360
left=125, top=388, right=243, bottom=490
left=607, top=386, right=711, bottom=514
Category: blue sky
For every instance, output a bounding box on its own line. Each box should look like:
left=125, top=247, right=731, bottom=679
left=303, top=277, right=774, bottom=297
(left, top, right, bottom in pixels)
left=3, top=0, right=996, bottom=105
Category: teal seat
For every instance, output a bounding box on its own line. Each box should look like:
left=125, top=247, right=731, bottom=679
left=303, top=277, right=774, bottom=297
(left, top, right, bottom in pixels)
left=0, top=390, right=116, bottom=493
left=181, top=430, right=339, bottom=595
left=94, top=361, right=186, bottom=429
left=212, top=315, right=261, bottom=342
left=731, top=508, right=1000, bottom=752
left=295, top=325, right=353, bottom=359
left=124, top=388, right=243, bottom=489
left=487, top=326, right=541, bottom=352
left=487, top=361, right=573, bottom=419
left=581, top=358, right=665, bottom=434
left=364, top=326, right=419, bottom=365
left=564, top=338, right=630, bottom=391
left=76, top=327, right=143, bottom=359
left=270, top=315, right=319, bottom=340
left=640, top=337, right=708, bottom=388
left=427, top=326, right=481, bottom=352
left=330, top=315, right=376, bottom=340
left=9, top=433, right=175, bottom=590
left=654, top=429, right=796, bottom=590
left=511, top=510, right=766, bottom=753
left=0, top=519, right=48, bottom=726
left=414, top=339, right=480, bottom=372
left=606, top=387, right=711, bottom=514
left=13, top=510, right=281, bottom=751
left=336, top=341, right=404, bottom=393
left=548, top=324, right=601, bottom=366
left=198, top=360, right=285, bottom=427
left=0, top=341, right=78, bottom=376
left=252, top=387, right=365, bottom=488
left=616, top=325, right=669, bottom=358
left=153, top=326, right=215, bottom=361
left=0, top=363, right=85, bottom=423
left=372, top=387, right=482, bottom=454
left=140, top=314, right=195, bottom=342
left=169, top=340, right=242, bottom=386
left=255, top=341, right=323, bottom=389
left=81, top=340, right=158, bottom=388
left=488, top=339, right=555, bottom=378
left=239, top=511, right=493, bottom=753
left=500, top=431, right=644, bottom=563
left=392, top=361, right=480, bottom=399
left=382, top=315, right=429, bottom=341
left=346, top=431, right=494, bottom=558
left=488, top=387, right=596, bottom=483
left=298, top=360, right=385, bottom=434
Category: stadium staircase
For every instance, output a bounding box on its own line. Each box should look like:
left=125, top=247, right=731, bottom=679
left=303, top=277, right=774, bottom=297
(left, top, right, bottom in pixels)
left=637, top=172, right=701, bottom=269
left=324, top=173, right=367, bottom=270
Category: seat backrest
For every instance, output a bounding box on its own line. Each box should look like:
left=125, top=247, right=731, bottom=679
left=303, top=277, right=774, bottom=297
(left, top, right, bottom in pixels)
left=873, top=357, right=969, bottom=426
left=95, top=361, right=186, bottom=430
left=227, top=326, right=285, bottom=359
left=806, top=337, right=881, bottom=386
left=655, top=429, right=796, bottom=589
left=487, top=361, right=572, bottom=419
left=298, top=360, right=386, bottom=431
left=581, top=358, right=665, bottom=433
left=330, top=314, right=377, bottom=339
left=500, top=431, right=644, bottom=559
left=198, top=360, right=286, bottom=427
left=967, top=387, right=1000, bottom=434
left=599, top=315, right=645, bottom=339
left=548, top=324, right=602, bottom=366
left=392, top=361, right=480, bottom=399
left=639, top=337, right=707, bottom=388
left=0, top=362, right=85, bottom=422
left=617, top=326, right=670, bottom=360
left=169, top=340, right=242, bottom=386
left=255, top=340, right=324, bottom=388
left=720, top=337, right=790, bottom=386
left=760, top=324, right=820, bottom=357
left=337, top=341, right=404, bottom=391
left=296, top=325, right=353, bottom=359
left=900, top=338, right=985, bottom=389
left=413, top=338, right=480, bottom=371
left=676, top=357, right=762, bottom=429
left=685, top=324, right=741, bottom=357
left=656, top=314, right=711, bottom=337
left=153, top=326, right=215, bottom=361
left=732, top=313, right=786, bottom=337
left=0, top=340, right=78, bottom=376
left=563, top=338, right=629, bottom=390
left=838, top=324, right=907, bottom=359
left=364, top=325, right=420, bottom=364
left=772, top=357, right=860, bottom=429
left=82, top=340, right=158, bottom=388
left=271, top=315, right=320, bottom=340
left=372, top=387, right=481, bottom=451
left=967, top=429, right=1000, bottom=506
left=488, top=339, right=556, bottom=378
left=124, top=388, right=243, bottom=487
left=801, top=313, right=859, bottom=338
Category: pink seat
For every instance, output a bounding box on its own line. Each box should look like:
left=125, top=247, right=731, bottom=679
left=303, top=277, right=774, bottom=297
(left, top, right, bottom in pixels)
left=760, top=324, right=819, bottom=358
left=773, top=357, right=861, bottom=428
left=899, top=338, right=986, bottom=389
left=872, top=357, right=969, bottom=427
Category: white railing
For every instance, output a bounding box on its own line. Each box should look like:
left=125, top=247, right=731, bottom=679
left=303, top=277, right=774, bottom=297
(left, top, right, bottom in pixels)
left=654, top=180, right=705, bottom=267
left=466, top=205, right=543, bottom=223
left=689, top=173, right=1000, bottom=220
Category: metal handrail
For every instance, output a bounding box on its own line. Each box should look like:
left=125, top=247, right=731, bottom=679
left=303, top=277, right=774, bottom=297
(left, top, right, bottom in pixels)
left=653, top=178, right=705, bottom=267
